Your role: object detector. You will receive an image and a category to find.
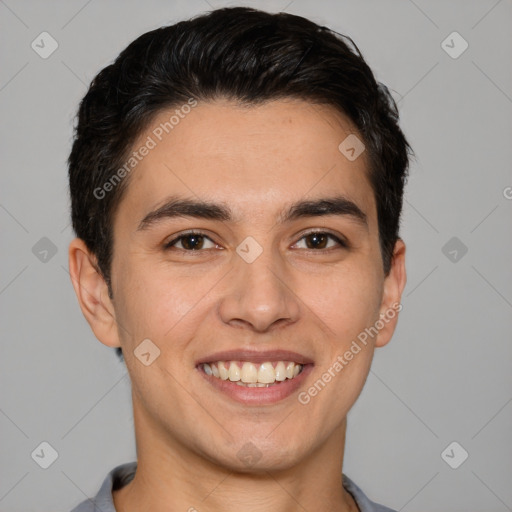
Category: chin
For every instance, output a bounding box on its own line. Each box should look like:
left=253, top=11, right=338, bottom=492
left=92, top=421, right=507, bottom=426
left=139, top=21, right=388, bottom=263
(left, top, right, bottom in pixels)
left=233, top=439, right=305, bottom=473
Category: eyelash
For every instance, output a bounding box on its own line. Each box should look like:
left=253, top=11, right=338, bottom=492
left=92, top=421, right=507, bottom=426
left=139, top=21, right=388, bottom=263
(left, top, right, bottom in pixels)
left=163, top=230, right=348, bottom=252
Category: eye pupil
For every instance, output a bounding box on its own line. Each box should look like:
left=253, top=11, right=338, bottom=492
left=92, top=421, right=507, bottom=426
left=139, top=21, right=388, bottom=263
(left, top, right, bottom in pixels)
left=306, top=233, right=328, bottom=249
left=182, top=234, right=203, bottom=250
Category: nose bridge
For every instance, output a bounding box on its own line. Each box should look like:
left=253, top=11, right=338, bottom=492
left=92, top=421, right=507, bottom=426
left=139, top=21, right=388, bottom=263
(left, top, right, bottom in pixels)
left=218, top=237, right=300, bottom=332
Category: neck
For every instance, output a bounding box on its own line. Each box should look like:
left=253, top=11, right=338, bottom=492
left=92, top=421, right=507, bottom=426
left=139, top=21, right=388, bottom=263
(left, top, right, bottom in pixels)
left=113, top=397, right=359, bottom=512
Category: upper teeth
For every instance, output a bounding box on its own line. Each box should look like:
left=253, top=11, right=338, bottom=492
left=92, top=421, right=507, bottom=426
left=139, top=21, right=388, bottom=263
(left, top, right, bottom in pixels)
left=202, top=361, right=303, bottom=385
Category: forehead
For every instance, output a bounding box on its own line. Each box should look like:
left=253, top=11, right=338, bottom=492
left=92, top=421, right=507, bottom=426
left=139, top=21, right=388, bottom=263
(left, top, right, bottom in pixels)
left=118, top=98, right=376, bottom=226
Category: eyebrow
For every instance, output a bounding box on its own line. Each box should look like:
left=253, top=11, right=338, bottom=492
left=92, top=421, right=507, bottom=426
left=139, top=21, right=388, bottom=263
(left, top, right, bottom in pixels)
left=137, top=195, right=368, bottom=231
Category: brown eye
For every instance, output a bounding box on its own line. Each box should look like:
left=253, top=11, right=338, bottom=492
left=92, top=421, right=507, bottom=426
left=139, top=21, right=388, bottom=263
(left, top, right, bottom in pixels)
left=164, top=233, right=216, bottom=251
left=182, top=234, right=205, bottom=250
left=305, top=232, right=328, bottom=249
left=294, top=231, right=347, bottom=250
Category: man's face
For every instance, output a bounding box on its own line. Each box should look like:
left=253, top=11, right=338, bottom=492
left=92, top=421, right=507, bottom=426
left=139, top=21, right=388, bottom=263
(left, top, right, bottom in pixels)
left=103, top=98, right=404, bottom=471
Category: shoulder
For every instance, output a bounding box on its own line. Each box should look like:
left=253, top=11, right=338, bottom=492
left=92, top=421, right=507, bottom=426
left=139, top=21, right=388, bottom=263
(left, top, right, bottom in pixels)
left=342, top=474, right=397, bottom=512
left=69, top=461, right=137, bottom=512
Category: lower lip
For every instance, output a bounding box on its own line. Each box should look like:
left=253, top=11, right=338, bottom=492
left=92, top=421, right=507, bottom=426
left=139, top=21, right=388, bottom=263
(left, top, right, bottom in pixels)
left=198, top=364, right=313, bottom=405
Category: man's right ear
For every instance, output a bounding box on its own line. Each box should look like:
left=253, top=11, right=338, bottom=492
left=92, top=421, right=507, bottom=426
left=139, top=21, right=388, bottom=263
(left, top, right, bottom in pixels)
left=68, top=238, right=121, bottom=349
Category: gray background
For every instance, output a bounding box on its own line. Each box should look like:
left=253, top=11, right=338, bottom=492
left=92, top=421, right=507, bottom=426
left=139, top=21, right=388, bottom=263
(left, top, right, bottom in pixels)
left=1, top=0, right=511, bottom=510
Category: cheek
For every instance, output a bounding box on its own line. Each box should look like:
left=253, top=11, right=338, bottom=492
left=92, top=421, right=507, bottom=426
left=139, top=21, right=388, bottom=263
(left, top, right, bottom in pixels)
left=302, top=265, right=382, bottom=343
left=113, top=258, right=214, bottom=349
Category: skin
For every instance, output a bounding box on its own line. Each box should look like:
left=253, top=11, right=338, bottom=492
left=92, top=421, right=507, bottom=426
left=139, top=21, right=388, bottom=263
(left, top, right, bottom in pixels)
left=69, top=98, right=406, bottom=512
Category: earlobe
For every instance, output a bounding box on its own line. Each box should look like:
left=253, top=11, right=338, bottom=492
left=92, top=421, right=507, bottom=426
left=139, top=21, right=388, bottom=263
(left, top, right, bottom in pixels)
left=375, top=238, right=407, bottom=348
left=68, top=238, right=121, bottom=349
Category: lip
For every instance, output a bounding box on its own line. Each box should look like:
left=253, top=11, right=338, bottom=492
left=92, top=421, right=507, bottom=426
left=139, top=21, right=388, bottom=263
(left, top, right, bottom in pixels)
left=197, top=363, right=314, bottom=405
left=195, top=349, right=314, bottom=366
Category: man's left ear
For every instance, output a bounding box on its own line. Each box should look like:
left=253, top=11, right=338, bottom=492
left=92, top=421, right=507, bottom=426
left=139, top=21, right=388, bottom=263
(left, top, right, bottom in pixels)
left=375, top=238, right=407, bottom=348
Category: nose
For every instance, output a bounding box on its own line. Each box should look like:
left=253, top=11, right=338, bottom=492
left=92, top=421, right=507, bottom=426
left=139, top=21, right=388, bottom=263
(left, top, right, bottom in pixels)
left=218, top=246, right=301, bottom=333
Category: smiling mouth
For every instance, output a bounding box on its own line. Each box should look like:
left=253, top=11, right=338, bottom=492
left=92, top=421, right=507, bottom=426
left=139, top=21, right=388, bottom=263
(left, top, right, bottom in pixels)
left=200, top=361, right=304, bottom=387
